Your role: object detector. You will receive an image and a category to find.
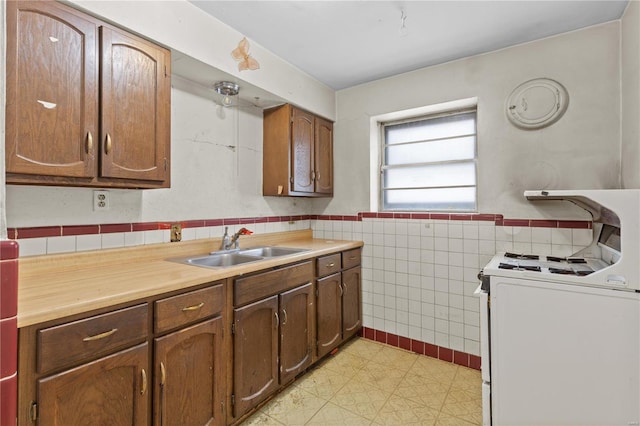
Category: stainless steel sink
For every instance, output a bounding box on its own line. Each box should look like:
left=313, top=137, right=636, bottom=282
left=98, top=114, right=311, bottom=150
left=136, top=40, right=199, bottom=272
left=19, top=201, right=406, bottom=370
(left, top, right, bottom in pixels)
left=183, top=253, right=262, bottom=268
left=238, top=246, right=309, bottom=257
left=169, top=246, right=309, bottom=269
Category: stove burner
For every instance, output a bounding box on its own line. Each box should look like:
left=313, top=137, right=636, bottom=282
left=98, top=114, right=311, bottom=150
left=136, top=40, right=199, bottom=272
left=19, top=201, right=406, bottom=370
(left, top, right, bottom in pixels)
left=504, top=252, right=540, bottom=260
left=498, top=262, right=541, bottom=272
left=549, top=267, right=574, bottom=275
left=546, top=256, right=565, bottom=262
left=576, top=270, right=594, bottom=276
left=567, top=257, right=587, bottom=264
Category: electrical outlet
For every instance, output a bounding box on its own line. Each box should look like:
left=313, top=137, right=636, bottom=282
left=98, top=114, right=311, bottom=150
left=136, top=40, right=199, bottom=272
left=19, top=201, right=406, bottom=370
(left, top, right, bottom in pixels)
left=93, top=190, right=110, bottom=211
left=171, top=223, right=182, bottom=242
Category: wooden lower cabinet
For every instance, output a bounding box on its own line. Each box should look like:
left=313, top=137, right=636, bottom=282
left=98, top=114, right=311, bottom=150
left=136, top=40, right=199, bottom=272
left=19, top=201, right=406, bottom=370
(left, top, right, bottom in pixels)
left=316, top=273, right=342, bottom=358
left=342, top=266, right=362, bottom=340
left=279, top=283, right=313, bottom=384
left=232, top=282, right=314, bottom=419
left=19, top=249, right=362, bottom=426
left=232, top=296, right=279, bottom=417
left=316, top=251, right=363, bottom=358
left=36, top=343, right=149, bottom=426
left=154, top=317, right=223, bottom=426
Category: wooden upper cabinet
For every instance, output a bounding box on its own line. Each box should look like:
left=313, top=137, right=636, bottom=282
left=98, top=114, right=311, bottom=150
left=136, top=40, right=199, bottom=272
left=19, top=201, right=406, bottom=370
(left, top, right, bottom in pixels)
left=5, top=0, right=171, bottom=188
left=5, top=1, right=98, bottom=179
left=314, top=117, right=334, bottom=194
left=263, top=104, right=334, bottom=197
left=100, top=26, right=170, bottom=183
left=290, top=108, right=315, bottom=193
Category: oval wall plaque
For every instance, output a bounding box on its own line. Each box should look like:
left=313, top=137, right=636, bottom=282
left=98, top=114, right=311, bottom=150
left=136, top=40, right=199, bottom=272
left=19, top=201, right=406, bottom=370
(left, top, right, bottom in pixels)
left=506, top=78, right=569, bottom=130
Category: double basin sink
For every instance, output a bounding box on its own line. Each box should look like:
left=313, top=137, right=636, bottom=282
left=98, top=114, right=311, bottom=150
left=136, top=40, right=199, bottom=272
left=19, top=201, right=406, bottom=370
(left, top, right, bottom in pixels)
left=172, top=246, right=309, bottom=269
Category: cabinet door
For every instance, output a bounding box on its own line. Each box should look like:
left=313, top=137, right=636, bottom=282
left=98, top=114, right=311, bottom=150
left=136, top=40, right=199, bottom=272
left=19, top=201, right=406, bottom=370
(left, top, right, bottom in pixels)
left=316, top=273, right=342, bottom=358
left=314, top=117, right=333, bottom=194
left=37, top=343, right=149, bottom=426
left=342, top=267, right=362, bottom=339
left=100, top=26, right=170, bottom=183
left=279, top=283, right=313, bottom=384
left=290, top=107, right=315, bottom=193
left=6, top=1, right=98, bottom=178
left=154, top=318, right=223, bottom=426
left=233, top=296, right=279, bottom=418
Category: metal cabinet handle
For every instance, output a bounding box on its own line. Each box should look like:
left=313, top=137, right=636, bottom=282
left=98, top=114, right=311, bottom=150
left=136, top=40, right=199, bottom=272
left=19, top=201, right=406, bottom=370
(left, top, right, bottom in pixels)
left=311, top=170, right=316, bottom=181
left=281, top=308, right=288, bottom=325
left=141, top=368, right=147, bottom=395
left=342, top=283, right=347, bottom=295
left=316, top=172, right=321, bottom=182
left=86, top=131, right=93, bottom=153
left=160, top=362, right=166, bottom=386
left=326, top=263, right=335, bottom=268
left=274, top=311, right=280, bottom=328
left=82, top=328, right=118, bottom=342
left=182, top=302, right=205, bottom=312
left=105, top=133, right=112, bottom=155
left=339, top=283, right=344, bottom=296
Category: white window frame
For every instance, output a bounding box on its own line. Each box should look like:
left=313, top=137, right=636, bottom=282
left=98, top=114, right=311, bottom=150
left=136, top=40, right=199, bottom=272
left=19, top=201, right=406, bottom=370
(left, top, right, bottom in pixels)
left=369, top=97, right=478, bottom=212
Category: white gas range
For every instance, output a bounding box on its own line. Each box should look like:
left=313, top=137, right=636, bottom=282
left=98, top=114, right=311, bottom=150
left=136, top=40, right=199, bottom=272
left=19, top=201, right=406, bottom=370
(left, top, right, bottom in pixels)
left=477, top=190, right=640, bottom=426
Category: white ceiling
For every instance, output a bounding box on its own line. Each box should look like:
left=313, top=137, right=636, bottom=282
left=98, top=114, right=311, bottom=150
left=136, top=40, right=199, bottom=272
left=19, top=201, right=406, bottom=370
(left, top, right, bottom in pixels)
left=190, top=0, right=628, bottom=90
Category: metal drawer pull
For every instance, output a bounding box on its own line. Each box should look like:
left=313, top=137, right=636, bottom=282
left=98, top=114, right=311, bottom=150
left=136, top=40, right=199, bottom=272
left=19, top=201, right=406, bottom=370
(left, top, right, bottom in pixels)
left=86, top=131, right=93, bottom=153
left=141, top=368, right=147, bottom=395
left=160, top=362, right=166, bottom=386
left=82, top=328, right=118, bottom=342
left=105, top=133, right=112, bottom=155
left=274, top=311, right=280, bottom=328
left=282, top=308, right=288, bottom=325
left=182, top=302, right=205, bottom=312
left=343, top=283, right=347, bottom=294
left=349, top=256, right=356, bottom=260
left=326, top=262, right=335, bottom=268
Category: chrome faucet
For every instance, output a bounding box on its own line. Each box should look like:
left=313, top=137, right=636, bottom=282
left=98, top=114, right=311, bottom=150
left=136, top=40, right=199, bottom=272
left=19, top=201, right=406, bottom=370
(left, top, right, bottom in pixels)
left=219, top=227, right=253, bottom=251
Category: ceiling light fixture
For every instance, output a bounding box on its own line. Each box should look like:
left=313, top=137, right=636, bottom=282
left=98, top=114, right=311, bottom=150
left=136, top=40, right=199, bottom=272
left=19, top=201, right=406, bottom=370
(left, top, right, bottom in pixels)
left=214, top=81, right=240, bottom=106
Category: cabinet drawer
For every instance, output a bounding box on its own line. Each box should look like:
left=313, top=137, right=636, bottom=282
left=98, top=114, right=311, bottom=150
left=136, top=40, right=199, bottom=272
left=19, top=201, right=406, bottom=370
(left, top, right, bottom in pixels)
left=316, top=253, right=341, bottom=277
left=234, top=261, right=313, bottom=306
left=37, top=304, right=148, bottom=374
left=155, top=283, right=224, bottom=334
left=342, top=248, right=362, bottom=270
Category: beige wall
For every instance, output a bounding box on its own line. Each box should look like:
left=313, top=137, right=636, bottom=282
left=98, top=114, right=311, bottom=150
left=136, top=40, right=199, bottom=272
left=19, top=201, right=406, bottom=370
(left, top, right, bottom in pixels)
left=622, top=0, right=640, bottom=188
left=325, top=22, right=622, bottom=220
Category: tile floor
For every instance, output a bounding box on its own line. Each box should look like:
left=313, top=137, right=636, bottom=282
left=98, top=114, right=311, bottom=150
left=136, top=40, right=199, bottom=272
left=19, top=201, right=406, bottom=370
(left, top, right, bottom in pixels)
left=243, top=337, right=482, bottom=425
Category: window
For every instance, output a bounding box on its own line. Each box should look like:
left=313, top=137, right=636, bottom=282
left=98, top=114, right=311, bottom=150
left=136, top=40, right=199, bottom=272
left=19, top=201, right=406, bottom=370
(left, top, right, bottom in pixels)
left=380, top=109, right=477, bottom=211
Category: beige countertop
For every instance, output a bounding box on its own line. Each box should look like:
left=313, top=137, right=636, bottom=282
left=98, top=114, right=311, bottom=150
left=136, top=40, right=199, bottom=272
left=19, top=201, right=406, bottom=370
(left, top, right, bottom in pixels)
left=18, top=230, right=363, bottom=327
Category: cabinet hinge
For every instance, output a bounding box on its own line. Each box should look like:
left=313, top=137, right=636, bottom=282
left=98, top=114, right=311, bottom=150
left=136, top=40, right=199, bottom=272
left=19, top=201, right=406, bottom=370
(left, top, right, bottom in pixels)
left=164, top=65, right=168, bottom=78
left=164, top=158, right=167, bottom=171
left=231, top=394, right=235, bottom=407
left=231, top=322, right=235, bottom=335
left=30, top=402, right=38, bottom=422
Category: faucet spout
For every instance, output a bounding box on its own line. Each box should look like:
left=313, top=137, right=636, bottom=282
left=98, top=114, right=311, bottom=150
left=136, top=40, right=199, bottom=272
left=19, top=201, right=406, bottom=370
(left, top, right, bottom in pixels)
left=229, top=227, right=253, bottom=249
left=220, top=227, right=253, bottom=251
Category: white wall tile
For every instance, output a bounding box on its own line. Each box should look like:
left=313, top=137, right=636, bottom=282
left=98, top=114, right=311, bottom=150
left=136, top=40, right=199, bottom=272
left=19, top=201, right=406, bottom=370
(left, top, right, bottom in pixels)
left=76, top=234, right=102, bottom=252
left=18, top=238, right=47, bottom=257
left=47, top=236, right=76, bottom=254
left=102, top=232, right=125, bottom=249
